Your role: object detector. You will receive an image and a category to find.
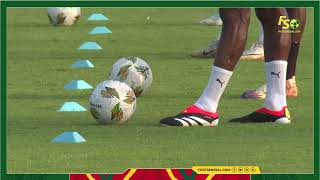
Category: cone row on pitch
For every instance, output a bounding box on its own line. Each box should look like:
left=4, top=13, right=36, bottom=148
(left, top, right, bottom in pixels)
left=87, top=13, right=109, bottom=21
left=58, top=13, right=107, bottom=142
left=58, top=102, right=87, bottom=112
left=89, top=26, right=112, bottom=35
left=78, top=41, right=102, bottom=50
left=71, top=60, right=94, bottom=68
left=51, top=131, right=86, bottom=143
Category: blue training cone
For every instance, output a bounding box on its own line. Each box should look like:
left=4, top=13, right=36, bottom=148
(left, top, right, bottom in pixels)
left=64, top=80, right=93, bottom=90
left=87, top=13, right=109, bottom=21
left=89, top=26, right=112, bottom=35
left=58, top=102, right=87, bottom=112
left=51, top=131, right=86, bottom=143
left=78, top=41, right=102, bottom=50
left=71, top=60, right=94, bottom=69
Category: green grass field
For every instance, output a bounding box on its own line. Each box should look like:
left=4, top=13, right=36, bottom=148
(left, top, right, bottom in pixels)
left=7, top=8, right=314, bottom=173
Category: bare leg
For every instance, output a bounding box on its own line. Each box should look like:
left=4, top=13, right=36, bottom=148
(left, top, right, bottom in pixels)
left=240, top=8, right=306, bottom=99
left=160, top=8, right=251, bottom=127
left=194, top=8, right=251, bottom=113
left=286, top=8, right=306, bottom=80
left=285, top=8, right=307, bottom=96
left=214, top=8, right=251, bottom=70
left=256, top=8, right=291, bottom=61
left=230, top=8, right=292, bottom=124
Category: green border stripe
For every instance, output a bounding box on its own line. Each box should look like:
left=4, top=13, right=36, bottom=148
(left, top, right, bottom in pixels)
left=1, top=1, right=319, bottom=180
left=313, top=0, right=320, bottom=178
left=1, top=1, right=318, bottom=7
left=1, top=2, right=7, bottom=180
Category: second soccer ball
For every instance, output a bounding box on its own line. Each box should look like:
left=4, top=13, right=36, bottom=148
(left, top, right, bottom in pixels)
left=108, top=56, right=153, bottom=97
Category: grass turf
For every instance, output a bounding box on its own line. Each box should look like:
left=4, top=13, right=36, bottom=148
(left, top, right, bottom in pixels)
left=7, top=8, right=314, bottom=173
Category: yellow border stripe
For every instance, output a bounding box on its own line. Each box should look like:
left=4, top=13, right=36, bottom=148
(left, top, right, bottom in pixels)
left=166, top=169, right=178, bottom=180
left=205, top=174, right=215, bottom=180
left=124, top=169, right=137, bottom=180
left=86, top=174, right=96, bottom=180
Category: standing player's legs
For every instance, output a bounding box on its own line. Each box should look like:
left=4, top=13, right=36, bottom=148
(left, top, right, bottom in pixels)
left=160, top=8, right=251, bottom=127
left=231, top=8, right=292, bottom=123
left=286, top=8, right=307, bottom=96
left=241, top=8, right=306, bottom=99
left=213, top=8, right=251, bottom=71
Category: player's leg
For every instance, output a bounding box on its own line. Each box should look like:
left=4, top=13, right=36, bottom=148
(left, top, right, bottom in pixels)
left=161, top=8, right=251, bottom=126
left=240, top=8, right=306, bottom=99
left=230, top=8, right=292, bottom=123
left=213, top=8, right=250, bottom=70
left=286, top=8, right=307, bottom=96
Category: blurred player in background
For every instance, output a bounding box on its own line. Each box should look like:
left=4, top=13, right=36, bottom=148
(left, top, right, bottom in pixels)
left=193, top=12, right=264, bottom=61
left=199, top=13, right=223, bottom=26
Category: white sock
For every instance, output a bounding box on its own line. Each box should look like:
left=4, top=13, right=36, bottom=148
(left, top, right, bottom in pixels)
left=195, top=66, right=233, bottom=112
left=258, top=23, right=264, bottom=43
left=263, top=61, right=288, bottom=111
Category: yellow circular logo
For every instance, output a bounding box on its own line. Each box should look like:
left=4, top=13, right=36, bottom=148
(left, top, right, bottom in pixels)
left=289, top=19, right=300, bottom=29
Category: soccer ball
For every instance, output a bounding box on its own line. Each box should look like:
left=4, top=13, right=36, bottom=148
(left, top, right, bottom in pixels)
left=289, top=19, right=299, bottom=29
left=47, top=7, right=81, bottom=26
left=89, top=80, right=136, bottom=124
left=108, top=57, right=153, bottom=97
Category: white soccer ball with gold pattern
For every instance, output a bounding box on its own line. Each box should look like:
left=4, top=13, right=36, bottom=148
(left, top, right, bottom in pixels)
left=47, top=7, right=81, bottom=26
left=108, top=57, right=153, bottom=97
left=89, top=80, right=136, bottom=124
